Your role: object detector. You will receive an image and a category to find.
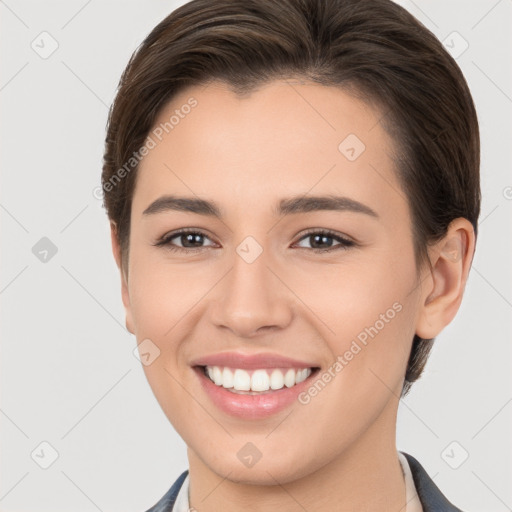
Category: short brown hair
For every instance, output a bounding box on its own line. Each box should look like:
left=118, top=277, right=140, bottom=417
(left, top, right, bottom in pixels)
left=101, top=0, right=480, bottom=395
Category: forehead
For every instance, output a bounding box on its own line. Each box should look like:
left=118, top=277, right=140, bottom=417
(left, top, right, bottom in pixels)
left=134, top=79, right=404, bottom=220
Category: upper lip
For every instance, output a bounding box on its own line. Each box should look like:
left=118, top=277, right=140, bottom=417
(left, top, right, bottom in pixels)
left=190, top=352, right=319, bottom=370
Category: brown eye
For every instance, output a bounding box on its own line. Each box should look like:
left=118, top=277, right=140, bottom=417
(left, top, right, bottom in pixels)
left=154, top=229, right=216, bottom=253
left=294, top=230, right=355, bottom=252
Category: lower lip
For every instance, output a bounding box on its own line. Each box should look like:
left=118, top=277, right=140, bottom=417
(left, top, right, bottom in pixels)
left=194, top=366, right=318, bottom=420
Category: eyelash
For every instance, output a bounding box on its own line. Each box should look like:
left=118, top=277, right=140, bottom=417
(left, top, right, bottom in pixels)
left=154, top=228, right=356, bottom=254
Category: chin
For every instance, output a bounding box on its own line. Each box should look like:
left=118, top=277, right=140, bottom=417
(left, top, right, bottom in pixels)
left=203, top=451, right=322, bottom=486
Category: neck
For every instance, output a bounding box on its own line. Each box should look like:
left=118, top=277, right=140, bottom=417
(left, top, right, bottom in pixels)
left=187, top=402, right=406, bottom=512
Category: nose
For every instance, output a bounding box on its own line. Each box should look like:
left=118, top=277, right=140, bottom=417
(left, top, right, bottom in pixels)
left=211, top=239, right=293, bottom=338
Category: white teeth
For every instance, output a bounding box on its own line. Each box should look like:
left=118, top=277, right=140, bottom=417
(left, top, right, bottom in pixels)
left=251, top=369, right=270, bottom=392
left=296, top=368, right=309, bottom=384
left=284, top=368, right=296, bottom=388
left=222, top=368, right=234, bottom=388
left=233, top=369, right=251, bottom=390
left=270, top=369, right=284, bottom=390
left=213, top=366, right=223, bottom=386
left=204, top=366, right=312, bottom=392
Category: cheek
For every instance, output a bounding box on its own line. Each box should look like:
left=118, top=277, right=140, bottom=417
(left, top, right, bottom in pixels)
left=127, top=244, right=212, bottom=337
left=292, top=246, right=417, bottom=346
left=295, top=245, right=419, bottom=398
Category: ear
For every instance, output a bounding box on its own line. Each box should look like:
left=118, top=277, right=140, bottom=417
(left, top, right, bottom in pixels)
left=415, top=218, right=476, bottom=339
left=110, top=221, right=135, bottom=334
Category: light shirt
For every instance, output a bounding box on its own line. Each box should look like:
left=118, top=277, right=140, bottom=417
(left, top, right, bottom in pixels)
left=398, top=451, right=424, bottom=512
left=173, top=452, right=423, bottom=511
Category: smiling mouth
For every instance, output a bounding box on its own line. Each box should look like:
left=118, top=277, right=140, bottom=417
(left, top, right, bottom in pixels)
left=197, top=365, right=320, bottom=394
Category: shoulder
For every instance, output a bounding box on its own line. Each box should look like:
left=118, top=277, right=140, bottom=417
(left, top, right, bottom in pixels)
left=144, top=470, right=189, bottom=512
left=401, top=451, right=465, bottom=512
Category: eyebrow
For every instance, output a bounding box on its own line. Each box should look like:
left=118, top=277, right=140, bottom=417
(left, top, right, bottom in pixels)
left=142, top=194, right=379, bottom=219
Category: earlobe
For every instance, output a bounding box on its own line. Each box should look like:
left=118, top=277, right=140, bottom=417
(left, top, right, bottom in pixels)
left=110, top=221, right=135, bottom=335
left=415, top=219, right=475, bottom=339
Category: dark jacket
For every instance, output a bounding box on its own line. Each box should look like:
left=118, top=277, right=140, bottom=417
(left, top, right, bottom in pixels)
left=145, top=452, right=463, bottom=511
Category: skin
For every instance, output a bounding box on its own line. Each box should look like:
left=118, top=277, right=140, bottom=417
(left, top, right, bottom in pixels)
left=110, top=79, right=475, bottom=511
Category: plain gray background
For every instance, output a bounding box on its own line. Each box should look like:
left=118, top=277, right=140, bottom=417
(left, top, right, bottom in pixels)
left=1, top=0, right=511, bottom=511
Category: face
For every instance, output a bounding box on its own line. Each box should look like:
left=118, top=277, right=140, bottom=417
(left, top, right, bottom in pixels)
left=119, top=79, right=426, bottom=484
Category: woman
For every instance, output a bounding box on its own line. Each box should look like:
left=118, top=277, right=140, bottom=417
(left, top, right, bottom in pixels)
left=101, top=0, right=479, bottom=510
